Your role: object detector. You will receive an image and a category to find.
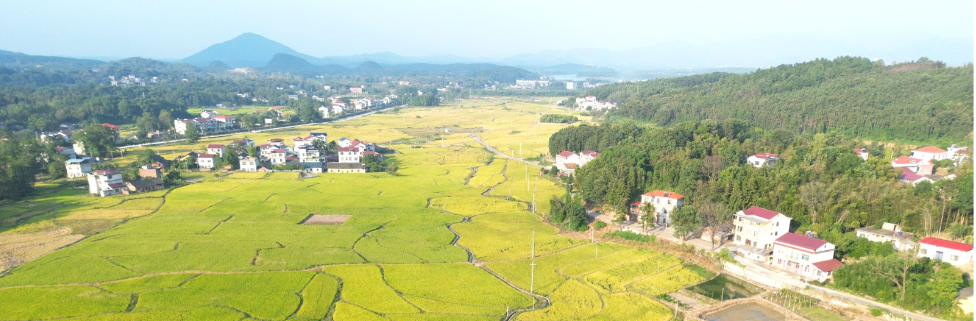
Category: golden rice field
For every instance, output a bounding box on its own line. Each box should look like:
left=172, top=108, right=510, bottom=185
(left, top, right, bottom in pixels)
left=0, top=99, right=704, bottom=320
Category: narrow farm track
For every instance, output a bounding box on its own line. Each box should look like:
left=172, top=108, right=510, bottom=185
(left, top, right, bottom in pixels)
left=471, top=135, right=545, bottom=169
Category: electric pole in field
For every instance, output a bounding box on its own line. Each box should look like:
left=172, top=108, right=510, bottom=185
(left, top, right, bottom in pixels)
left=530, top=230, right=536, bottom=309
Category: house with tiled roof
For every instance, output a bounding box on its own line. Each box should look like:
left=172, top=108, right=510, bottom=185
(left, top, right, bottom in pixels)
left=918, top=237, right=973, bottom=266
left=747, top=153, right=778, bottom=168
left=911, top=146, right=951, bottom=162
left=268, top=149, right=287, bottom=166
left=629, top=190, right=685, bottom=225
left=196, top=154, right=216, bottom=169
left=856, top=223, right=915, bottom=252
left=580, top=151, right=600, bottom=165
left=772, top=232, right=841, bottom=282
left=897, top=167, right=933, bottom=186
left=555, top=151, right=581, bottom=173
left=240, top=157, right=259, bottom=172
left=732, top=206, right=792, bottom=262
left=854, top=148, right=869, bottom=161
left=891, top=156, right=933, bottom=176
left=207, top=144, right=226, bottom=156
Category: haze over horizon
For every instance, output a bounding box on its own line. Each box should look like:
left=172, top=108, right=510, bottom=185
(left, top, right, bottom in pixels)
left=0, top=0, right=972, bottom=67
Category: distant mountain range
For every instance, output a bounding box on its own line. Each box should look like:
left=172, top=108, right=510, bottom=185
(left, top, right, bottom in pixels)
left=1, top=32, right=971, bottom=80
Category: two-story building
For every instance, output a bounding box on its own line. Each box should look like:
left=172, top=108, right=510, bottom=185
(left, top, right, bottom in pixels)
left=918, top=237, right=973, bottom=266
left=855, top=223, right=915, bottom=252
left=267, top=148, right=287, bottom=166
left=207, top=144, right=226, bottom=156
left=196, top=154, right=216, bottom=169
left=733, top=206, right=792, bottom=262
left=240, top=156, right=259, bottom=172
left=771, top=232, right=842, bottom=282
left=338, top=147, right=361, bottom=163
left=891, top=156, right=934, bottom=176
left=65, top=158, right=92, bottom=179
left=87, top=170, right=125, bottom=197
left=628, top=190, right=684, bottom=225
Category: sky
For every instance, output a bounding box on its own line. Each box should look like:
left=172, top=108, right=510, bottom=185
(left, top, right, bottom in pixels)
left=0, top=0, right=972, bottom=60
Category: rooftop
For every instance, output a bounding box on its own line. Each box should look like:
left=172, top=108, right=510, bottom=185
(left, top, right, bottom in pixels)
left=812, top=259, right=843, bottom=272
left=642, top=190, right=685, bottom=199
left=919, top=237, right=973, bottom=252
left=740, top=206, right=780, bottom=220
left=775, top=232, right=829, bottom=252
left=915, top=146, right=947, bottom=153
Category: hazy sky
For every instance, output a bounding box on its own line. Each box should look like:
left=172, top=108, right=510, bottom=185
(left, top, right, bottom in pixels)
left=0, top=0, right=972, bottom=59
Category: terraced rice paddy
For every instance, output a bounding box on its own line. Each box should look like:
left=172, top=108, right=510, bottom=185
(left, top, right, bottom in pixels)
left=0, top=99, right=705, bottom=320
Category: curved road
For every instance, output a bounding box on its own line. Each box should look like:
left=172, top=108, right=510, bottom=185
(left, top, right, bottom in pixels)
left=471, top=135, right=545, bottom=170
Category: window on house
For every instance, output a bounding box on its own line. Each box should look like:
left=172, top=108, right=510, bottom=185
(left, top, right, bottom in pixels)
left=921, top=249, right=927, bottom=255
left=801, top=254, right=809, bottom=261
left=951, top=255, right=959, bottom=261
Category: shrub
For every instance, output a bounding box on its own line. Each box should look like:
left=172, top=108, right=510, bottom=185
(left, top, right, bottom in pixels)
left=869, top=307, right=884, bottom=317
left=595, top=221, right=607, bottom=229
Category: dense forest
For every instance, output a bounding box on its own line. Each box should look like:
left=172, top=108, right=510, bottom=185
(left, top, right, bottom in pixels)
left=586, top=57, right=973, bottom=144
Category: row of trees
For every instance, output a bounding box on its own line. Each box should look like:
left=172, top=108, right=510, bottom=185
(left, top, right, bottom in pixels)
left=587, top=57, right=973, bottom=145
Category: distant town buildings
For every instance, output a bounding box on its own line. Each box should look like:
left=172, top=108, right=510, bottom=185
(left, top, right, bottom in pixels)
left=574, top=96, right=616, bottom=111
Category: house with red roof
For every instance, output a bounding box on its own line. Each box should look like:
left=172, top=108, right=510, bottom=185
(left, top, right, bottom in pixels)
left=891, top=156, right=933, bottom=176
left=910, top=146, right=951, bottom=162
left=207, top=144, right=226, bottom=157
left=629, top=190, right=685, bottom=225
left=732, top=206, right=792, bottom=262
left=554, top=151, right=581, bottom=173
left=87, top=169, right=124, bottom=197
left=196, top=154, right=216, bottom=169
left=747, top=153, right=778, bottom=168
left=918, top=237, right=973, bottom=266
left=580, top=151, right=600, bottom=165
left=102, top=123, right=121, bottom=141
left=772, top=232, right=841, bottom=282
left=897, top=167, right=933, bottom=186
left=854, top=148, right=869, bottom=161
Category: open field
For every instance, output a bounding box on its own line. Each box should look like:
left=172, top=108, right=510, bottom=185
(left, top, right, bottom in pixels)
left=0, top=99, right=704, bottom=320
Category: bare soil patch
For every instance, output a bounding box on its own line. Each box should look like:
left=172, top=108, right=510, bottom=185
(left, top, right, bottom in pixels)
left=300, top=214, right=352, bottom=225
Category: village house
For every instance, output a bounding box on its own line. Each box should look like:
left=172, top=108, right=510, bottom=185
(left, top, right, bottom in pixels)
left=337, top=137, right=353, bottom=148
left=628, top=190, right=684, bottom=225
left=855, top=223, right=916, bottom=252
left=196, top=154, right=216, bottom=169
left=138, top=165, right=162, bottom=179
left=124, top=178, right=164, bottom=194
left=747, top=153, right=778, bottom=168
left=555, top=151, right=579, bottom=171
left=332, top=102, right=347, bottom=115
left=854, top=147, right=869, bottom=161
left=57, top=146, right=78, bottom=160
left=327, top=162, right=366, bottom=173
left=102, top=123, right=121, bottom=141
left=293, top=137, right=307, bottom=150
left=338, top=147, right=361, bottom=163
left=319, top=106, right=330, bottom=119
left=574, top=96, right=616, bottom=111
left=207, top=144, right=226, bottom=156
left=87, top=170, right=125, bottom=197
left=267, top=148, right=287, bottom=166
left=771, top=232, right=843, bottom=282
left=200, top=110, right=219, bottom=118
left=732, top=206, right=792, bottom=262
left=65, top=158, right=93, bottom=178
left=240, top=157, right=259, bottom=172
left=897, top=167, right=933, bottom=186
left=579, top=150, right=600, bottom=165
left=918, top=237, right=973, bottom=266
left=350, top=86, right=364, bottom=94
left=891, top=156, right=933, bottom=175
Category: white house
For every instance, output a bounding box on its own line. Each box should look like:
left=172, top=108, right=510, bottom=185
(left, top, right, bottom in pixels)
left=240, top=157, right=258, bottom=172
left=918, top=237, right=973, bottom=266
left=574, top=96, right=616, bottom=111
left=338, top=147, right=361, bottom=163
left=267, top=148, right=287, bottom=166
left=910, top=146, right=951, bottom=162
left=579, top=151, right=600, bottom=165
left=87, top=170, right=125, bottom=197
left=628, top=190, right=684, bottom=225
left=747, top=153, right=778, bottom=168
left=732, top=206, right=792, bottom=262
left=332, top=102, right=346, bottom=115
left=65, top=158, right=92, bottom=178
left=197, top=154, right=216, bottom=169
left=854, top=148, right=869, bottom=161
left=771, top=232, right=842, bottom=282
left=319, top=106, right=331, bottom=119
left=293, top=137, right=307, bottom=150
left=855, top=223, right=915, bottom=252
left=200, top=110, right=219, bottom=118
left=207, top=144, right=226, bottom=157
left=337, top=138, right=353, bottom=148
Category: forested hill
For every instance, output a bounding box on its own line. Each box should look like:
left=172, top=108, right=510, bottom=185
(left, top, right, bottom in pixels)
left=588, top=57, right=973, bottom=144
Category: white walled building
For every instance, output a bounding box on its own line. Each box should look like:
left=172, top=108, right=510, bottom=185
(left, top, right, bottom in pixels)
left=733, top=206, right=792, bottom=262
left=338, top=147, right=361, bottom=163
left=855, top=223, right=915, bottom=252
left=918, top=237, right=973, bottom=266
left=771, top=232, right=842, bottom=282
left=65, top=158, right=92, bottom=179
left=240, top=157, right=258, bottom=172
left=207, top=144, right=226, bottom=156
left=196, top=154, right=216, bottom=169
left=87, top=170, right=124, bottom=197
left=628, top=190, right=684, bottom=225
left=747, top=153, right=778, bottom=168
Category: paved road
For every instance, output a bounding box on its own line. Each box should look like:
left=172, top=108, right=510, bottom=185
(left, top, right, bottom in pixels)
left=806, top=285, right=943, bottom=321
left=471, top=135, right=545, bottom=169
left=118, top=105, right=398, bottom=150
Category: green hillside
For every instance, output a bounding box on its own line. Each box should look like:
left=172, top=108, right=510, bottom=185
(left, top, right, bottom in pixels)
left=589, top=57, right=973, bottom=144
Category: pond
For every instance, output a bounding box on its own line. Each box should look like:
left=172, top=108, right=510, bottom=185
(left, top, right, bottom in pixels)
left=688, top=274, right=762, bottom=301
left=701, top=302, right=788, bottom=321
